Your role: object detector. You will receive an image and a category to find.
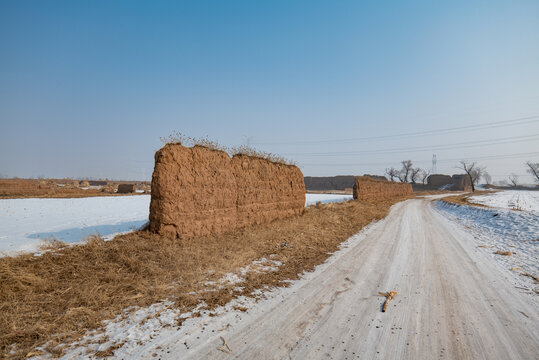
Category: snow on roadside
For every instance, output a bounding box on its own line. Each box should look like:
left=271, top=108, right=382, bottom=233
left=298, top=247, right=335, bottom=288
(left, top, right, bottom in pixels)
left=468, top=190, right=539, bottom=213
left=434, top=200, right=538, bottom=293
left=54, top=220, right=381, bottom=360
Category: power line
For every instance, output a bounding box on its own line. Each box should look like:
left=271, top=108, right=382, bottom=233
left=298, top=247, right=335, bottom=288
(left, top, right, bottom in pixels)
left=299, top=151, right=539, bottom=167
left=254, top=115, right=539, bottom=145
left=284, top=134, right=539, bottom=157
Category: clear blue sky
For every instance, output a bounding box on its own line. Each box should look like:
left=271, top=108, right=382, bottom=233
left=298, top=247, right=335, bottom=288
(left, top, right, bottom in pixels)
left=1, top=0, right=538, bottom=183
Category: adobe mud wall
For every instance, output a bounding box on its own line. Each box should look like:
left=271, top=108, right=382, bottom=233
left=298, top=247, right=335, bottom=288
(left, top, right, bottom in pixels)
left=117, top=184, right=135, bottom=193
left=427, top=174, right=453, bottom=188
left=451, top=174, right=472, bottom=191
left=353, top=176, right=412, bottom=201
left=149, top=144, right=305, bottom=239
left=425, top=174, right=472, bottom=191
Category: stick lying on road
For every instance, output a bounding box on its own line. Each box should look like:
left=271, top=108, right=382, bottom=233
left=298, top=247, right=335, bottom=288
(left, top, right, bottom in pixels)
left=378, top=291, right=397, bottom=312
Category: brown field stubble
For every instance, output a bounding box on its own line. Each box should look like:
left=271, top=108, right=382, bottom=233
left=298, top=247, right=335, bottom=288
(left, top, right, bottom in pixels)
left=0, top=196, right=410, bottom=358
left=0, top=179, right=147, bottom=199
left=439, top=191, right=492, bottom=207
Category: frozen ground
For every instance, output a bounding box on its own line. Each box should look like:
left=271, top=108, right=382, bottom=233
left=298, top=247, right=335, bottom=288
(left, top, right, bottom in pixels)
left=0, top=194, right=351, bottom=255
left=435, top=200, right=538, bottom=292
left=468, top=189, right=539, bottom=212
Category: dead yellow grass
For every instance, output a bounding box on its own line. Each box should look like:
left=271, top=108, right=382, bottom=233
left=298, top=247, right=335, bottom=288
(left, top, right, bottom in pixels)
left=495, top=250, right=513, bottom=256
left=0, top=196, right=410, bottom=358
left=440, top=191, right=494, bottom=208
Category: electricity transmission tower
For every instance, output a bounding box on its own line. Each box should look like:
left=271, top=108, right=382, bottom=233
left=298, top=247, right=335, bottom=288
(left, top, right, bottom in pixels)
left=432, top=154, right=437, bottom=174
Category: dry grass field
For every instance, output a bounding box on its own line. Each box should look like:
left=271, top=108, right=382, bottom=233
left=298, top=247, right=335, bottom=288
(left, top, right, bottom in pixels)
left=0, top=195, right=410, bottom=358
left=439, top=191, right=492, bottom=207
left=0, top=179, right=149, bottom=199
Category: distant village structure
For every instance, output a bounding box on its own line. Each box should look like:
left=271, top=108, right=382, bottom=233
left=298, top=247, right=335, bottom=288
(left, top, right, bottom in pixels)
left=424, top=174, right=472, bottom=191
left=304, top=174, right=472, bottom=192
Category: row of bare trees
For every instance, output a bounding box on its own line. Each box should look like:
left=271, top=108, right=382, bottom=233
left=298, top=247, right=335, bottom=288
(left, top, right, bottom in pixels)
left=386, top=159, right=538, bottom=192
left=385, top=160, right=429, bottom=184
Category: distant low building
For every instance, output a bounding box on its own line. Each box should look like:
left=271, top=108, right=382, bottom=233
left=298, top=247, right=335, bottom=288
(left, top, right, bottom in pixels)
left=423, top=174, right=471, bottom=191
left=304, top=174, right=387, bottom=191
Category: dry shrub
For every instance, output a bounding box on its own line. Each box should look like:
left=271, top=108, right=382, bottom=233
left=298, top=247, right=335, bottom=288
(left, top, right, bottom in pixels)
left=495, top=250, right=513, bottom=256
left=0, top=196, right=409, bottom=358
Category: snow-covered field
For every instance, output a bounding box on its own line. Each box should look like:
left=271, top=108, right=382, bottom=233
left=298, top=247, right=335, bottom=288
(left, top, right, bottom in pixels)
left=435, top=200, right=538, bottom=292
left=304, top=193, right=352, bottom=205
left=0, top=196, right=151, bottom=255
left=0, top=193, right=351, bottom=255
left=468, top=189, right=539, bottom=212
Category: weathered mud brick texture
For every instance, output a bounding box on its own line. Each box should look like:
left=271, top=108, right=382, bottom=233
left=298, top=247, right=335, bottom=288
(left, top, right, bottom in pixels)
left=149, top=144, right=305, bottom=239
left=353, top=176, right=412, bottom=201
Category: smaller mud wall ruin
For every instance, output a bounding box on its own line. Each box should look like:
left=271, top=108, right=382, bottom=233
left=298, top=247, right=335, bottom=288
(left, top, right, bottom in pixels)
left=117, top=184, right=135, bottom=193
left=451, top=175, right=472, bottom=191
left=149, top=144, right=305, bottom=239
left=353, top=176, right=412, bottom=201
left=425, top=174, right=472, bottom=191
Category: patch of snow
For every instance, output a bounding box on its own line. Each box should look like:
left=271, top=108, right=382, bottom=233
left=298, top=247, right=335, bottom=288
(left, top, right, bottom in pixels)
left=305, top=193, right=352, bottom=206
left=468, top=190, right=539, bottom=213
left=0, top=196, right=151, bottom=255
left=57, top=220, right=382, bottom=360
left=208, top=257, right=283, bottom=288
left=434, top=200, right=538, bottom=292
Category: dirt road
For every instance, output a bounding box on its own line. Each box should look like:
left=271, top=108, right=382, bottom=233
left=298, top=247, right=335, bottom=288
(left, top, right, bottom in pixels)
left=148, top=198, right=539, bottom=359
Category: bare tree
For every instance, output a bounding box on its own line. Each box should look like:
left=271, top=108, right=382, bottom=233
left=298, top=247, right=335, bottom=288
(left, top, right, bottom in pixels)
left=400, top=160, right=413, bottom=183
left=385, top=167, right=399, bottom=182
left=482, top=172, right=492, bottom=185
left=419, top=169, right=430, bottom=184
left=458, top=160, right=484, bottom=192
left=508, top=173, right=519, bottom=187
left=526, top=161, right=539, bottom=182
left=409, top=168, right=422, bottom=184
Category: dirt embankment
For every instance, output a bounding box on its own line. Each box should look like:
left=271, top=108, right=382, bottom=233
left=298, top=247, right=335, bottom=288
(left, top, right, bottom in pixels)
left=149, top=144, right=305, bottom=239
left=353, top=176, right=412, bottom=200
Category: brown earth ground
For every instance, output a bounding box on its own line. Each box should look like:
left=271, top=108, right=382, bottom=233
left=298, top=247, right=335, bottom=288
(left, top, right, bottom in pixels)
left=0, top=195, right=411, bottom=359
left=438, top=190, right=494, bottom=207
left=0, top=179, right=149, bottom=199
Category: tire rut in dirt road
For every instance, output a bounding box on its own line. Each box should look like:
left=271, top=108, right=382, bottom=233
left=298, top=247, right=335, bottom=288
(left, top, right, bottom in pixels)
left=162, top=199, right=538, bottom=359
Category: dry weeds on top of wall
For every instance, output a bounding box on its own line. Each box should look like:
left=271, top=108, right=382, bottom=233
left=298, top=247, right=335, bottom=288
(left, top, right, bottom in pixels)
left=0, top=196, right=410, bottom=359
left=160, top=131, right=297, bottom=166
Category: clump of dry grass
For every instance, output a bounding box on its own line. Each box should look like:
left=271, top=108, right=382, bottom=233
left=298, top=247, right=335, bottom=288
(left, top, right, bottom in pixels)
left=0, top=196, right=408, bottom=358
left=378, top=291, right=397, bottom=312
left=494, top=250, right=513, bottom=256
